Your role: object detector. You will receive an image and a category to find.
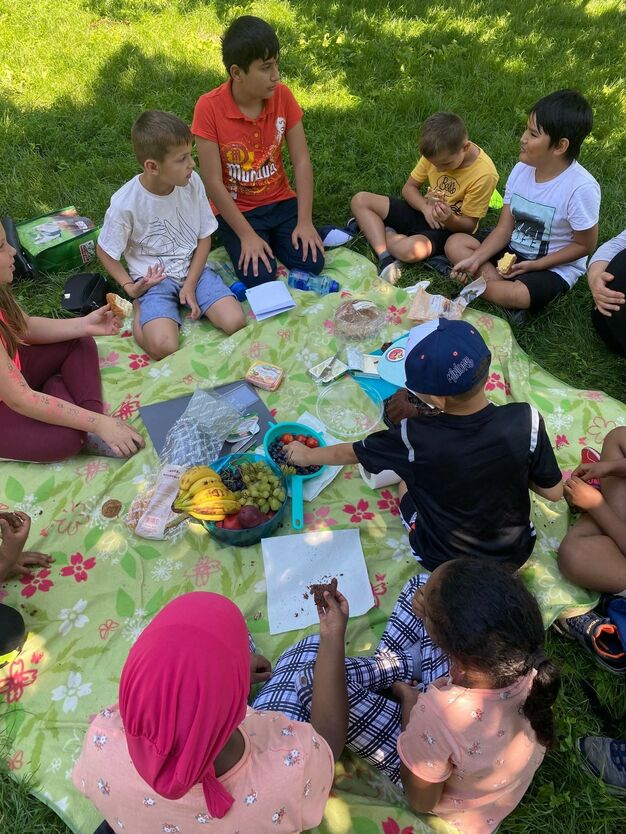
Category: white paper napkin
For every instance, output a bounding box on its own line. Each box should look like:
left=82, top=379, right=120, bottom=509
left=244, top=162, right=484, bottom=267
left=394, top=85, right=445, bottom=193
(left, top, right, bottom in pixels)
left=262, top=528, right=375, bottom=634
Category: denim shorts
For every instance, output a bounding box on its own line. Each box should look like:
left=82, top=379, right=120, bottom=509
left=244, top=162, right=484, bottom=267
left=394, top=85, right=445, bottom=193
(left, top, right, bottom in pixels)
left=136, top=266, right=234, bottom=327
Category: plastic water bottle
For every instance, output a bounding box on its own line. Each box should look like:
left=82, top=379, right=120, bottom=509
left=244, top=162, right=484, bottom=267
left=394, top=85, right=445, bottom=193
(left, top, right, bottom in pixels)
left=230, top=280, right=248, bottom=302
left=287, top=269, right=340, bottom=295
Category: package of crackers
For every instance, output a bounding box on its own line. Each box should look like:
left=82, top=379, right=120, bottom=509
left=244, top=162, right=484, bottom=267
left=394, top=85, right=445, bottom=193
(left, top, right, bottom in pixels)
left=245, top=361, right=284, bottom=391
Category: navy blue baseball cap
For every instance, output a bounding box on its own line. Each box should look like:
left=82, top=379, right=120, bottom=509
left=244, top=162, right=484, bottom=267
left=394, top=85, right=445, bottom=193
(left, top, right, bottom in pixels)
left=404, top=319, right=491, bottom=395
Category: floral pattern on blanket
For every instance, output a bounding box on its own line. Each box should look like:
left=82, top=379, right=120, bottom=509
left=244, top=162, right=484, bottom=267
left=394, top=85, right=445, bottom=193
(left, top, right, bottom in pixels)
left=0, top=248, right=601, bottom=834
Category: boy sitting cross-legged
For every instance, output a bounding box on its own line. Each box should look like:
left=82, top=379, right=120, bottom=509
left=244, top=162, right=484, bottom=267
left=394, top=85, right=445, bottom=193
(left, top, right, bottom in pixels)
left=286, top=319, right=563, bottom=571
left=192, top=15, right=324, bottom=288
left=97, top=110, right=245, bottom=361
left=349, top=112, right=499, bottom=284
left=447, top=89, right=600, bottom=315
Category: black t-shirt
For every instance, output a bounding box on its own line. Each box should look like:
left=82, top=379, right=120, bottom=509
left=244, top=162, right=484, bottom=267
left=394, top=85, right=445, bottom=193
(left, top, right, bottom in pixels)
left=353, top=402, right=562, bottom=570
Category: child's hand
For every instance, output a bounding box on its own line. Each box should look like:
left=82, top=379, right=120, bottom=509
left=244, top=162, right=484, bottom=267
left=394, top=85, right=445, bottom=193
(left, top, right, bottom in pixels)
left=431, top=201, right=452, bottom=225
left=239, top=231, right=274, bottom=279
left=422, top=204, right=442, bottom=230
left=391, top=681, right=420, bottom=711
left=0, top=513, right=53, bottom=581
left=0, top=511, right=31, bottom=552
left=564, top=475, right=604, bottom=512
left=126, top=264, right=167, bottom=299
left=250, top=652, right=272, bottom=684
left=83, top=305, right=122, bottom=337
left=317, top=587, right=349, bottom=641
left=95, top=416, right=145, bottom=457
left=572, top=461, right=614, bottom=481
left=411, top=585, right=426, bottom=619
left=589, top=270, right=625, bottom=317
left=292, top=221, right=325, bottom=263
left=179, top=284, right=201, bottom=320
left=284, top=440, right=310, bottom=467
left=505, top=259, right=535, bottom=278
left=8, top=551, right=54, bottom=578
left=451, top=255, right=482, bottom=281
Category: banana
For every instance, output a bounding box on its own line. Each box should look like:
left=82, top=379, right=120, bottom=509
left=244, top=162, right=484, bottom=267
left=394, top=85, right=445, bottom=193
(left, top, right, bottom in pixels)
left=186, top=475, right=224, bottom=497
left=188, top=507, right=226, bottom=521
left=179, top=466, right=220, bottom=492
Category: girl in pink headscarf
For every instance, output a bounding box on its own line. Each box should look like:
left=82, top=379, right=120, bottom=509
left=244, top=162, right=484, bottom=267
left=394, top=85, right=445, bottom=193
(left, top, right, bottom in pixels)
left=73, top=589, right=348, bottom=833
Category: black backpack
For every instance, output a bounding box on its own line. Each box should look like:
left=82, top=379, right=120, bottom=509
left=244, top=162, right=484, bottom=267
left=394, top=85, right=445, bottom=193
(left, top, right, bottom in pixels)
left=61, top=272, right=111, bottom=316
left=1, top=215, right=39, bottom=281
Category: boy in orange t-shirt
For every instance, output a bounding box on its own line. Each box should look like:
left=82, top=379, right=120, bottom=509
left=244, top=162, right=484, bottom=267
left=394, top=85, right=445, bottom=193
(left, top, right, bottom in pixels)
left=192, top=16, right=325, bottom=288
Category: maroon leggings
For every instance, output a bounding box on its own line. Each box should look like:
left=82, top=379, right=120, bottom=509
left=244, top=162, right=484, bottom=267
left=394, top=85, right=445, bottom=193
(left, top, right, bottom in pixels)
left=0, top=337, right=103, bottom=462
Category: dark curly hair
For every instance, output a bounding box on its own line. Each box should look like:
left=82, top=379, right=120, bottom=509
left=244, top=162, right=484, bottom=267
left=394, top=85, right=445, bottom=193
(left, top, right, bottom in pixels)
left=426, top=559, right=561, bottom=749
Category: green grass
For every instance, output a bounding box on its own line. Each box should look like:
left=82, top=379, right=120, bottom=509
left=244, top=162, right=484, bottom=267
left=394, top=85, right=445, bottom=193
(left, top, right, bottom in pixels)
left=1, top=1, right=626, bottom=832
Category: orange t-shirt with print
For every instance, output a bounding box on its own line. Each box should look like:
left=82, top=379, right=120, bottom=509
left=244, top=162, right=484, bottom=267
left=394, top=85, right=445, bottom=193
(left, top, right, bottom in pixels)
left=192, top=81, right=303, bottom=214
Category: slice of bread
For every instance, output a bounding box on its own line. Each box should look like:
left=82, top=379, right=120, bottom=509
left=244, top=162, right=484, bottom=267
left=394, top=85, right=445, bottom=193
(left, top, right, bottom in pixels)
left=497, top=252, right=517, bottom=275
left=426, top=186, right=447, bottom=203
left=106, top=293, right=132, bottom=317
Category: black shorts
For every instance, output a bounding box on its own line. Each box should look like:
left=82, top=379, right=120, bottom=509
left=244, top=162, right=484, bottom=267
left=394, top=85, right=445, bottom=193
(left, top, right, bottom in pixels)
left=489, top=246, right=569, bottom=312
left=384, top=197, right=451, bottom=256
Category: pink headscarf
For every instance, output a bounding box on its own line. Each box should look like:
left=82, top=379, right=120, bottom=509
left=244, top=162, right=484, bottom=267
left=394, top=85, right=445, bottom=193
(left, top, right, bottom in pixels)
left=119, top=592, right=250, bottom=819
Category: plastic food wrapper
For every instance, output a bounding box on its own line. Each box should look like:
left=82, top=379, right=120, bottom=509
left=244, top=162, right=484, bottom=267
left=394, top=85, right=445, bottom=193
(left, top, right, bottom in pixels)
left=132, top=389, right=241, bottom=539
left=408, top=276, right=486, bottom=322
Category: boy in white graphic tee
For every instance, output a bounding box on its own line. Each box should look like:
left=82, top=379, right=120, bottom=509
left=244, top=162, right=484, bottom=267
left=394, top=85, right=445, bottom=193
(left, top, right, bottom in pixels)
left=97, top=111, right=245, bottom=361
left=447, top=90, right=600, bottom=313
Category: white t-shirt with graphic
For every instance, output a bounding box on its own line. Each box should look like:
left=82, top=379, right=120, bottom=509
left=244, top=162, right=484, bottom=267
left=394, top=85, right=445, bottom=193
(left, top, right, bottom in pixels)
left=98, top=171, right=217, bottom=284
left=503, top=160, right=600, bottom=287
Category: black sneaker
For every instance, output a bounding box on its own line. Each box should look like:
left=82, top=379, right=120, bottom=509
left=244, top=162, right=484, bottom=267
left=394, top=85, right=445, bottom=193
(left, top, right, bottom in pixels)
left=577, top=736, right=626, bottom=796
left=379, top=258, right=403, bottom=285
left=554, top=611, right=626, bottom=675
left=344, top=217, right=360, bottom=237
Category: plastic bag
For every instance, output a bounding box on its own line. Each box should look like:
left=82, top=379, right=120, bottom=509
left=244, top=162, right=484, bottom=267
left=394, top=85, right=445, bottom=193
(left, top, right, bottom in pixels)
left=133, top=390, right=242, bottom=539
left=161, top=389, right=241, bottom=467
left=408, top=277, right=486, bottom=322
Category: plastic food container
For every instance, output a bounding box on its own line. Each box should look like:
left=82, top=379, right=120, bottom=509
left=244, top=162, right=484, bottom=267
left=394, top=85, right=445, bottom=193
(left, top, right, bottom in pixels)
left=202, top=453, right=287, bottom=548
left=316, top=381, right=384, bottom=440
left=333, top=299, right=386, bottom=344
left=263, top=421, right=328, bottom=530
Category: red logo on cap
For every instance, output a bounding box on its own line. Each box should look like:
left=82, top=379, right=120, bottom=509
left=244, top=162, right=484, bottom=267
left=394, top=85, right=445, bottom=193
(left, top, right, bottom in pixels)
left=387, top=347, right=405, bottom=362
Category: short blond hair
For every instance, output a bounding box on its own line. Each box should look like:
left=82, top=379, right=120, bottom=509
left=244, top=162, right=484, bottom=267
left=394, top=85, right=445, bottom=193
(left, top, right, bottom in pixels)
left=131, top=110, right=191, bottom=164
left=419, top=112, right=467, bottom=160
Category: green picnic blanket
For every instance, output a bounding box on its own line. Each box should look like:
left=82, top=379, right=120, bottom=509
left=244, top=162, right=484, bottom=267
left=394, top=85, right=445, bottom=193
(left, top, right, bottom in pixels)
left=0, top=248, right=609, bottom=834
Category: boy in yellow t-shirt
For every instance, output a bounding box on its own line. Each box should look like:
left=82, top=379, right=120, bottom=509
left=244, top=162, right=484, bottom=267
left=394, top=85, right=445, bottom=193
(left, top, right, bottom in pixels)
left=350, top=112, right=499, bottom=284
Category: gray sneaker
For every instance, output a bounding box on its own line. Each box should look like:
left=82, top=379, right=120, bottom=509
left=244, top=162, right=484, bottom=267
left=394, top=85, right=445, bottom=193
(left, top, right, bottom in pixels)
left=577, top=736, right=626, bottom=796
left=379, top=260, right=403, bottom=285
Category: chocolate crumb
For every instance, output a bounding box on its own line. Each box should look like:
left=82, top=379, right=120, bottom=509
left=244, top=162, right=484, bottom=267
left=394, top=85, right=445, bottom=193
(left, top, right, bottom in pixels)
left=309, top=577, right=338, bottom=607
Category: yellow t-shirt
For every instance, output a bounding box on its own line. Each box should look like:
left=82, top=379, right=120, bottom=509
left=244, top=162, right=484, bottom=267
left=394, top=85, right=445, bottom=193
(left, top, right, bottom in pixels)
left=410, top=146, right=499, bottom=221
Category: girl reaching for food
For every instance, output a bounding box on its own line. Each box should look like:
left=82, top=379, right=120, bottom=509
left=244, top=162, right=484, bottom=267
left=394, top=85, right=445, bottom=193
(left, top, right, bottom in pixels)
left=0, top=221, right=143, bottom=461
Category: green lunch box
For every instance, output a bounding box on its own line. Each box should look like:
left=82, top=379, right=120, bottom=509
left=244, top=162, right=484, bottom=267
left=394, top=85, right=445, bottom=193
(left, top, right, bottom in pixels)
left=16, top=206, right=101, bottom=273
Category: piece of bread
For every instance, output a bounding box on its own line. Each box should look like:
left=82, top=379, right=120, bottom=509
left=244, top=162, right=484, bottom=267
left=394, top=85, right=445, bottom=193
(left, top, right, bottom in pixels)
left=497, top=252, right=517, bottom=275
left=426, top=186, right=447, bottom=203
left=106, top=292, right=132, bottom=317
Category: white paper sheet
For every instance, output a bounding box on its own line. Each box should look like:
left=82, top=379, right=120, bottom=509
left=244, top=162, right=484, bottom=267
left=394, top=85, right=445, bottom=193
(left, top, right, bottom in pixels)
left=262, top=528, right=375, bottom=634
left=246, top=281, right=296, bottom=320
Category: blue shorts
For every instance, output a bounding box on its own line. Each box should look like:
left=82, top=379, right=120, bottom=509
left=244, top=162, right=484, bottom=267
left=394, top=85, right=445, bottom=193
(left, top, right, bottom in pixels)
left=136, top=266, right=234, bottom=327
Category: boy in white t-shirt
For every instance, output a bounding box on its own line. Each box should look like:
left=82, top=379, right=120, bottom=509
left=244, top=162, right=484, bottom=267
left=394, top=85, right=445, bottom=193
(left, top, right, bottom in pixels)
left=97, top=111, right=245, bottom=361
left=447, top=90, right=600, bottom=313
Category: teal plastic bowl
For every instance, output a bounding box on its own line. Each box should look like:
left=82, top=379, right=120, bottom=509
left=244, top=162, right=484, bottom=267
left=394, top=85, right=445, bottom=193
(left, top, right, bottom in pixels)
left=263, top=421, right=328, bottom=530
left=203, top=453, right=287, bottom=548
